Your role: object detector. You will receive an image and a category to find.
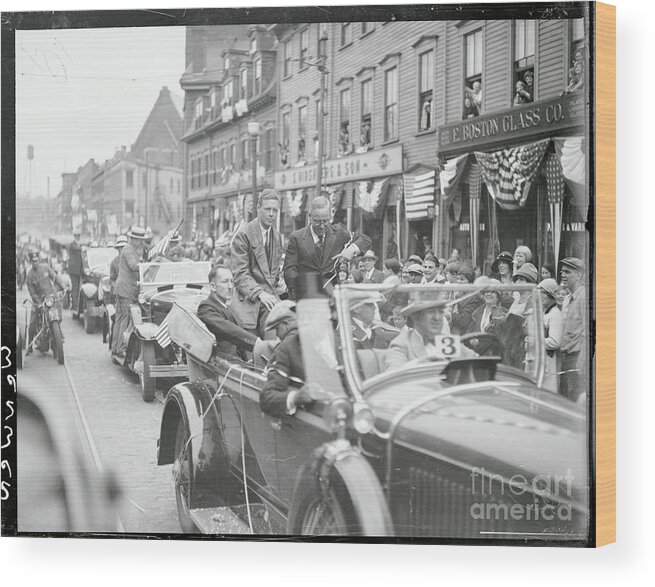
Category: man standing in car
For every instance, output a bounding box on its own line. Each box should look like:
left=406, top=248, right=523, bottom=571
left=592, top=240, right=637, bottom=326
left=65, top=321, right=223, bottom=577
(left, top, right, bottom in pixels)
left=230, top=189, right=285, bottom=337
left=283, top=195, right=370, bottom=299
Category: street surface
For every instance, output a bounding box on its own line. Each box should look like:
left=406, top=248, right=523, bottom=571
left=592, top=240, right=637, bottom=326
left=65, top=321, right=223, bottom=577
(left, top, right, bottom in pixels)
left=16, top=287, right=181, bottom=535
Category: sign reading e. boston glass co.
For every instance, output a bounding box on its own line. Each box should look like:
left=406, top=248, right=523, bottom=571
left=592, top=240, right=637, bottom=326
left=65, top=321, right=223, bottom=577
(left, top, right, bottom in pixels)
left=438, top=92, right=585, bottom=155
left=274, top=144, right=403, bottom=191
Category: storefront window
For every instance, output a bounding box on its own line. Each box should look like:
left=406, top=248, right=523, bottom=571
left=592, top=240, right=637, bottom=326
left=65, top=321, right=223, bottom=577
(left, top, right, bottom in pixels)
left=513, top=20, right=536, bottom=106
left=463, top=29, right=483, bottom=118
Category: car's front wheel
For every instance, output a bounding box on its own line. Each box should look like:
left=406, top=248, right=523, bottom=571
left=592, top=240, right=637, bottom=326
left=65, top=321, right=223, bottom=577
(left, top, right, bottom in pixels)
left=83, top=303, right=96, bottom=334
left=139, top=342, right=156, bottom=402
left=173, top=418, right=198, bottom=533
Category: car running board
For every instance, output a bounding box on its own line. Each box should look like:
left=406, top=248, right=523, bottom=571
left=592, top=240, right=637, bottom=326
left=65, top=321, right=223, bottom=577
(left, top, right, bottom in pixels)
left=189, top=504, right=272, bottom=534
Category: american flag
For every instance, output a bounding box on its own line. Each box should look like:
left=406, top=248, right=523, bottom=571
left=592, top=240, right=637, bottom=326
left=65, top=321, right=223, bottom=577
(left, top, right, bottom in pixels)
left=148, top=219, right=184, bottom=261
left=403, top=170, right=436, bottom=220
left=155, top=316, right=171, bottom=348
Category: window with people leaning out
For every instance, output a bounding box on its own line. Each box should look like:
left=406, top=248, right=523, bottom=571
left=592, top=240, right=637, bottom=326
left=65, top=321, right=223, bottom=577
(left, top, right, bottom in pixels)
left=513, top=19, right=536, bottom=107
left=339, top=87, right=351, bottom=156
left=463, top=29, right=483, bottom=119
left=418, top=48, right=434, bottom=131
left=360, top=78, right=372, bottom=151
left=565, top=18, right=585, bottom=94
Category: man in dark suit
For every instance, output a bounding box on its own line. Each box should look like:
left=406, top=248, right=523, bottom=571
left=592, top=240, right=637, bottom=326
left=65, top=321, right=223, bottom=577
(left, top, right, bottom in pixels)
left=230, top=189, right=285, bottom=337
left=197, top=265, right=259, bottom=360
left=283, top=195, right=370, bottom=299
left=361, top=250, right=385, bottom=284
left=351, top=300, right=400, bottom=350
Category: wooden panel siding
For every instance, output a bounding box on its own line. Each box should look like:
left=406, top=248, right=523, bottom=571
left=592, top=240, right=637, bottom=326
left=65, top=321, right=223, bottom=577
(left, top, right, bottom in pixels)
left=444, top=21, right=464, bottom=125
left=537, top=19, right=567, bottom=99
left=484, top=20, right=510, bottom=113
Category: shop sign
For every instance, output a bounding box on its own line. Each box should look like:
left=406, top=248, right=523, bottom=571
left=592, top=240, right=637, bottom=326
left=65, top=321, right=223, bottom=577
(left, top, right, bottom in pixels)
left=274, top=144, right=403, bottom=191
left=438, top=92, right=585, bottom=154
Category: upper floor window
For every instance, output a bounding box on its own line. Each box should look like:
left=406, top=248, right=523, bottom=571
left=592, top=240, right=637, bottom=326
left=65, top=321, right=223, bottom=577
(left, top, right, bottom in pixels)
left=280, top=111, right=290, bottom=168
left=194, top=100, right=203, bottom=128
left=566, top=19, right=585, bottom=93
left=283, top=41, right=291, bottom=77
left=229, top=143, right=236, bottom=167
left=241, top=137, right=249, bottom=171
left=463, top=29, right=483, bottom=118
left=250, top=38, right=257, bottom=53
left=263, top=127, right=274, bottom=171
left=299, top=29, right=308, bottom=69
left=360, top=78, right=372, bottom=149
left=513, top=20, right=536, bottom=106
left=341, top=23, right=352, bottom=47
left=298, top=105, right=307, bottom=161
left=384, top=66, right=398, bottom=142
left=418, top=49, right=434, bottom=131
left=223, top=79, right=234, bottom=106
left=339, top=88, right=351, bottom=156
left=239, top=68, right=248, bottom=101
left=224, top=56, right=230, bottom=72
left=361, top=22, right=374, bottom=36
left=254, top=58, right=262, bottom=94
left=204, top=153, right=210, bottom=187
left=126, top=169, right=133, bottom=188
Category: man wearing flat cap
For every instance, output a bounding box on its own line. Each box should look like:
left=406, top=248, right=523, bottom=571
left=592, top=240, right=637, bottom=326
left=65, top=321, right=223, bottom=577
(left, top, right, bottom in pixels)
left=385, top=296, right=451, bottom=371
left=68, top=229, right=83, bottom=313
left=559, top=257, right=586, bottom=402
left=230, top=189, right=285, bottom=337
left=112, top=226, right=148, bottom=359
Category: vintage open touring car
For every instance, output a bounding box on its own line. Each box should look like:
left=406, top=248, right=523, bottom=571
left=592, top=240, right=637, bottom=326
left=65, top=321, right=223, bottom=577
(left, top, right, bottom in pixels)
left=156, top=280, right=589, bottom=541
left=115, top=260, right=211, bottom=402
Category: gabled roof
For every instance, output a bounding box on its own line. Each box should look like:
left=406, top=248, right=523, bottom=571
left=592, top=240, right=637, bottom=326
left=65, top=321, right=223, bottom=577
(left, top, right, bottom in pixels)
left=130, top=86, right=183, bottom=160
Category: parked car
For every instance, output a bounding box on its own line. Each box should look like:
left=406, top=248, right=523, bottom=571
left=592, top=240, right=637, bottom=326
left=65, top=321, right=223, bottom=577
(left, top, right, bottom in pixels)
left=74, top=245, right=118, bottom=334
left=116, top=260, right=211, bottom=402
left=156, top=282, right=589, bottom=542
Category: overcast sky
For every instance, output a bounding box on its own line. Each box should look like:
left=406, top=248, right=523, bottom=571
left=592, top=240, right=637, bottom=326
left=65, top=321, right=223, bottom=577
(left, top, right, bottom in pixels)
left=15, top=26, right=186, bottom=199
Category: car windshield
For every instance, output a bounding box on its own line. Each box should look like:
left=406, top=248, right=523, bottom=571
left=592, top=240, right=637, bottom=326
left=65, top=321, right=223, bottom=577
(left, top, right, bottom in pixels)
left=334, top=282, right=545, bottom=389
left=86, top=247, right=118, bottom=271
left=139, top=261, right=211, bottom=286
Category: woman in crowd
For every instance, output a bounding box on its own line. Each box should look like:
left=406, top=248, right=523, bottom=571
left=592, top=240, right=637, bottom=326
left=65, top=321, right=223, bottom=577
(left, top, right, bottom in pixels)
left=490, top=251, right=514, bottom=308
left=538, top=278, right=564, bottom=393
left=469, top=278, right=507, bottom=334
left=451, top=266, right=479, bottom=334
left=383, top=258, right=402, bottom=279
left=555, top=284, right=570, bottom=309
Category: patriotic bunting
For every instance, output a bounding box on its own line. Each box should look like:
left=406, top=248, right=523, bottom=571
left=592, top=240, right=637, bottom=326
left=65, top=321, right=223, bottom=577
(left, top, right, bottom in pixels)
left=474, top=139, right=550, bottom=210
left=155, top=316, right=171, bottom=348
left=286, top=190, right=305, bottom=218
left=357, top=179, right=388, bottom=218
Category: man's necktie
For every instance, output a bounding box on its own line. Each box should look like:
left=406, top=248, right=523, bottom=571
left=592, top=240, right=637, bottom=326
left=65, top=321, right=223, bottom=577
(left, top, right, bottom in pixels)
left=265, top=229, right=273, bottom=272
left=316, top=234, right=324, bottom=257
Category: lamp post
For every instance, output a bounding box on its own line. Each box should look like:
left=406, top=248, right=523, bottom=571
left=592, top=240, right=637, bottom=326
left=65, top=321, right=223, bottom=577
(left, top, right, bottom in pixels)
left=316, top=31, right=328, bottom=199
left=247, top=119, right=261, bottom=221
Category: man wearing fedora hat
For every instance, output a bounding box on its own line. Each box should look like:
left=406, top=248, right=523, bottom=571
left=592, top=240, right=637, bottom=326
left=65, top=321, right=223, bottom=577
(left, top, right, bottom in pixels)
left=559, top=257, right=586, bottom=402
left=361, top=250, right=385, bottom=284
left=112, top=226, right=147, bottom=360
left=385, top=295, right=451, bottom=371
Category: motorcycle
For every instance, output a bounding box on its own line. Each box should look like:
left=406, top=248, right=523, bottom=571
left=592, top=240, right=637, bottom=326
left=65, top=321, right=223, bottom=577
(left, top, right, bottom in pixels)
left=25, top=289, right=68, bottom=365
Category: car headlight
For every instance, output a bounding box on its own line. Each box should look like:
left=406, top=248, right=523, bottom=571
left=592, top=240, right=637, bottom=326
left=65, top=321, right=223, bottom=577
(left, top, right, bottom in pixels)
left=84, top=268, right=91, bottom=276
left=353, top=403, right=374, bottom=435
left=45, top=295, right=54, bottom=307
left=138, top=294, right=146, bottom=305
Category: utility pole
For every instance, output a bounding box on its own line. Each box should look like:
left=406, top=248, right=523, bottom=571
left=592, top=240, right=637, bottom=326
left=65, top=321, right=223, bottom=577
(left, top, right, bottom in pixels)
left=316, top=32, right=328, bottom=199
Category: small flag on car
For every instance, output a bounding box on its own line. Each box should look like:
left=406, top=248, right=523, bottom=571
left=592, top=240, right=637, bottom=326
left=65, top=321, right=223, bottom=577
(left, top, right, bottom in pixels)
left=148, top=218, right=184, bottom=261
left=155, top=316, right=171, bottom=349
